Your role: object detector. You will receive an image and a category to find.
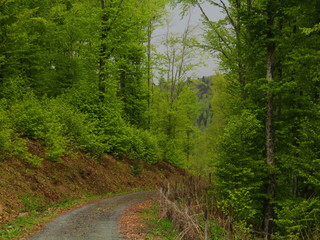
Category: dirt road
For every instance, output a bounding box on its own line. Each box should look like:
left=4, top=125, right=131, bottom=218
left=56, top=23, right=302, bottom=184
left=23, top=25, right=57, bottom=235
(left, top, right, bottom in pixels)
left=29, top=191, right=157, bottom=240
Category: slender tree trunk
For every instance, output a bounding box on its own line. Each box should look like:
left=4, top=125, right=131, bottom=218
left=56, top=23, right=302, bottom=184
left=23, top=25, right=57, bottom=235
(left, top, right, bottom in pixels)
left=264, top=2, right=276, bottom=239
left=264, top=96, right=276, bottom=240
left=234, top=0, right=247, bottom=100
left=147, top=20, right=152, bottom=128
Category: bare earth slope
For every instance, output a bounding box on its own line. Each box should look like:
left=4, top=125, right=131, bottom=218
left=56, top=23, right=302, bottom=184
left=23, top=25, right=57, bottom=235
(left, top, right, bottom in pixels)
left=29, top=191, right=156, bottom=240
left=0, top=141, right=185, bottom=226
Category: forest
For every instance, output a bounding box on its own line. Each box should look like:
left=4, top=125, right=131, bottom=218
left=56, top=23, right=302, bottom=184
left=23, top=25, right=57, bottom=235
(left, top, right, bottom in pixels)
left=0, top=0, right=319, bottom=239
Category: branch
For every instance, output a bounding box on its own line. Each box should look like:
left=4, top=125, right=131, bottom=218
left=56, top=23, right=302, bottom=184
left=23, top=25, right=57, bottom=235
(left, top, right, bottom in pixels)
left=204, top=0, right=238, bottom=32
left=218, top=0, right=238, bottom=31
left=196, top=1, right=214, bottom=28
left=176, top=12, right=192, bottom=81
left=196, top=1, right=232, bottom=51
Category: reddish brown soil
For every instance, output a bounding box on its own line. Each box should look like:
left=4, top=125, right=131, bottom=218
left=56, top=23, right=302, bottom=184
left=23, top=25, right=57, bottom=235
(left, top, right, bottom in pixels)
left=0, top=140, right=186, bottom=225
left=120, top=199, right=157, bottom=240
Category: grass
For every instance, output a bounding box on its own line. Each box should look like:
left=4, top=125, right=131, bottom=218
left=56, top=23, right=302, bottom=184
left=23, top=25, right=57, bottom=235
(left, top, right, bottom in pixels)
left=1, top=211, right=42, bottom=240
left=140, top=201, right=230, bottom=240
left=141, top=202, right=180, bottom=240
left=0, top=188, right=145, bottom=240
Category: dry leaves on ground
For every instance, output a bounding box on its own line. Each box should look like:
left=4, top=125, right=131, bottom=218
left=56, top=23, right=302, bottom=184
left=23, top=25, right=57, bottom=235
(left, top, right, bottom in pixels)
left=119, top=199, right=156, bottom=240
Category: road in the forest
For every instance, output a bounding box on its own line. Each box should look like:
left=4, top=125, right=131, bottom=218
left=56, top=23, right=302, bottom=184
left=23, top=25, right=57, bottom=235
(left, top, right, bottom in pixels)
left=29, top=191, right=157, bottom=240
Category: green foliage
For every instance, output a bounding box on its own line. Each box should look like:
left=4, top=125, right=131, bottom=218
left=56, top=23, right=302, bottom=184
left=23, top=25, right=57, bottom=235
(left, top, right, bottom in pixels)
left=0, top=105, right=14, bottom=152
left=210, top=221, right=228, bottom=240
left=46, top=98, right=105, bottom=156
left=215, top=110, right=265, bottom=226
left=161, top=138, right=185, bottom=167
left=0, top=0, right=177, bottom=167
left=111, top=126, right=162, bottom=164
left=9, top=95, right=67, bottom=162
left=0, top=77, right=31, bottom=101
left=150, top=83, right=200, bottom=166
left=7, top=93, right=106, bottom=161
left=175, top=0, right=320, bottom=238
left=0, top=211, right=39, bottom=240
left=19, top=194, right=47, bottom=212
left=0, top=100, right=42, bottom=166
left=49, top=82, right=163, bottom=163
left=142, top=202, right=180, bottom=240
left=126, top=128, right=161, bottom=164
left=275, top=198, right=320, bottom=239
left=1, top=86, right=158, bottom=164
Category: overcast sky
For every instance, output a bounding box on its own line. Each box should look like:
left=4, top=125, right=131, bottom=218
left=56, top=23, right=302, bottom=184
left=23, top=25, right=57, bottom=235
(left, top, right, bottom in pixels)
left=152, top=2, right=225, bottom=78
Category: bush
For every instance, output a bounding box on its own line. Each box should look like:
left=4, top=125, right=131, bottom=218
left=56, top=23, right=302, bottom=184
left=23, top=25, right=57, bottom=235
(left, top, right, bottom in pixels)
left=46, top=98, right=105, bottom=156
left=3, top=87, right=164, bottom=164
left=9, top=95, right=67, bottom=162
left=161, top=138, right=184, bottom=167
left=275, top=198, right=320, bottom=239
left=61, top=85, right=163, bottom=161
left=113, top=126, right=161, bottom=164
left=138, top=130, right=161, bottom=164
left=0, top=106, right=14, bottom=151
left=0, top=101, right=42, bottom=166
left=215, top=110, right=265, bottom=227
left=130, top=128, right=161, bottom=164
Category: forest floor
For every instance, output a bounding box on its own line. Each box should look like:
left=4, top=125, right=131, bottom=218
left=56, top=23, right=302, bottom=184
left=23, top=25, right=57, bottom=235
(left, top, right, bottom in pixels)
left=0, top=140, right=187, bottom=239
left=120, top=198, right=155, bottom=240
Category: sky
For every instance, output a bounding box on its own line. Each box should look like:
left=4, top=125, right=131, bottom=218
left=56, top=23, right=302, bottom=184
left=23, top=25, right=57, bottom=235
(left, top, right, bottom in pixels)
left=152, top=2, right=225, bottom=78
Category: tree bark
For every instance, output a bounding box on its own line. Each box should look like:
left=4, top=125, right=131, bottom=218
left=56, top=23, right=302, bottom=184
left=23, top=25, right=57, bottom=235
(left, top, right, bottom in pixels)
left=147, top=20, right=152, bottom=128
left=264, top=2, right=276, bottom=239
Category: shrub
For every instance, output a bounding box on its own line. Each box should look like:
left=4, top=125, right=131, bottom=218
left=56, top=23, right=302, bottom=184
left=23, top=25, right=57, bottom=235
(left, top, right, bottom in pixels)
left=138, top=130, right=161, bottom=164
left=113, top=126, right=161, bottom=164
left=0, top=101, right=42, bottom=166
left=9, top=95, right=67, bottom=162
left=161, top=138, right=184, bottom=167
left=129, top=128, right=161, bottom=164
left=46, top=98, right=105, bottom=156
left=0, top=107, right=14, bottom=151
left=3, top=88, right=164, bottom=164
left=275, top=198, right=320, bottom=240
left=215, top=110, right=265, bottom=228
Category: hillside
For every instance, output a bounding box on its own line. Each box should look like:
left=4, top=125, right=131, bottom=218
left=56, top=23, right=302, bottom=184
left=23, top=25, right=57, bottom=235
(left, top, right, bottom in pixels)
left=0, top=140, right=186, bottom=228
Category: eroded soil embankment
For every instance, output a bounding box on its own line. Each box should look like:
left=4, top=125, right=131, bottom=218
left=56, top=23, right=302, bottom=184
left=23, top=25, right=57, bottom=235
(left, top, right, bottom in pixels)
left=0, top=140, right=186, bottom=225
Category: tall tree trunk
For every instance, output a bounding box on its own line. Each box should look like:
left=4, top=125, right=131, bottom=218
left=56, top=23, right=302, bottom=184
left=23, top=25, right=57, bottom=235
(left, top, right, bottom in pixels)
left=234, top=0, right=246, bottom=100
left=147, top=20, right=152, bottom=128
left=264, top=2, right=276, bottom=239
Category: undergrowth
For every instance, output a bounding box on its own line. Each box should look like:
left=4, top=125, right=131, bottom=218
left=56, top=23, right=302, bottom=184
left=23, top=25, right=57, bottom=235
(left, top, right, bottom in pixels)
left=141, top=201, right=180, bottom=240
left=0, top=94, right=167, bottom=165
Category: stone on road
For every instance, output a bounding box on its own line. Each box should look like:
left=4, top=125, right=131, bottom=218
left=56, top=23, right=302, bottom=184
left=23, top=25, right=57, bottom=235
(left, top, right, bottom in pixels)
left=29, top=191, right=157, bottom=240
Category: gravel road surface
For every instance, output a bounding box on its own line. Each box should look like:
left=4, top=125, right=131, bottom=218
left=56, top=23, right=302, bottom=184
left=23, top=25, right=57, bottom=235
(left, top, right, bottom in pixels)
left=29, top=191, right=157, bottom=240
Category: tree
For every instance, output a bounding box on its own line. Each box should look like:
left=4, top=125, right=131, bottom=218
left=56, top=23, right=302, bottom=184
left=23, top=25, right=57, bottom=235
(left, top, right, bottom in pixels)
left=150, top=15, right=202, bottom=165
left=179, top=0, right=320, bottom=238
left=0, top=0, right=171, bottom=163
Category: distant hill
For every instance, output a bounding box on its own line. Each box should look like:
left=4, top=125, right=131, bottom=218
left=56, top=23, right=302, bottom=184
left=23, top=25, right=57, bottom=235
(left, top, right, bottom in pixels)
left=192, top=76, right=214, bottom=129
